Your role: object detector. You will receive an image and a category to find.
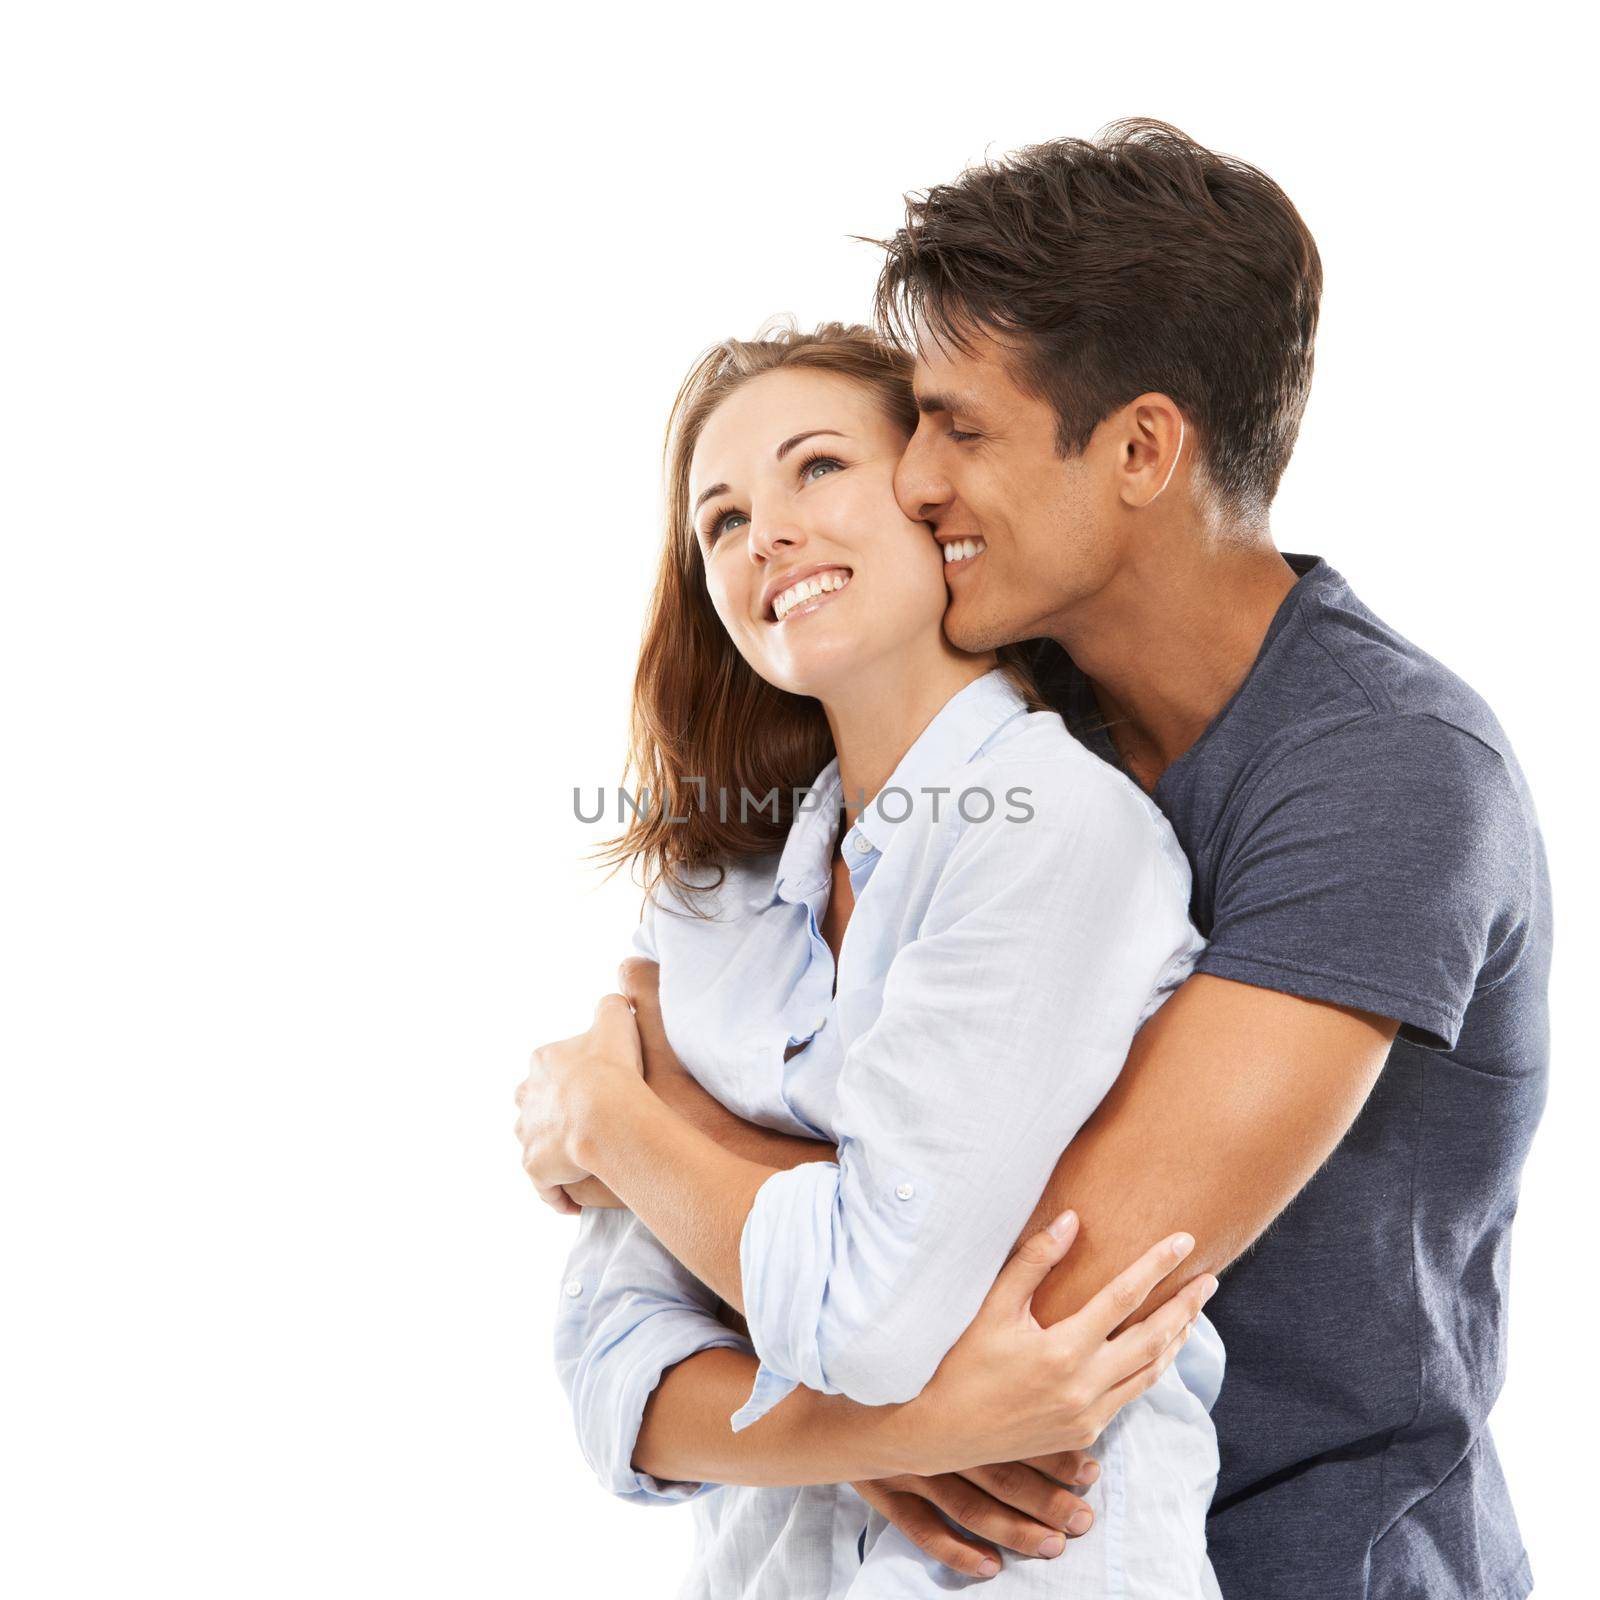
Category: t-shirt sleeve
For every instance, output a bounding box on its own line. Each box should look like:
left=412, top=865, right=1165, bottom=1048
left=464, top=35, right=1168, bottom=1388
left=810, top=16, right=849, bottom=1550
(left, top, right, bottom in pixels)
left=1195, top=713, right=1531, bottom=1050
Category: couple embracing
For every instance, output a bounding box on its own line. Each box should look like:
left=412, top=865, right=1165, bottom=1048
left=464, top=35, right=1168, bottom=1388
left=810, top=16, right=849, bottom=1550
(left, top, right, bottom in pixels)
left=515, top=118, right=1549, bottom=1600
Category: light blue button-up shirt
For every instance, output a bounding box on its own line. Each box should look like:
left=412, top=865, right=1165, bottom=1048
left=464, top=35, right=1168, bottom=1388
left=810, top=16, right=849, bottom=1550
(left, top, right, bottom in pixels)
left=553, top=669, right=1225, bottom=1597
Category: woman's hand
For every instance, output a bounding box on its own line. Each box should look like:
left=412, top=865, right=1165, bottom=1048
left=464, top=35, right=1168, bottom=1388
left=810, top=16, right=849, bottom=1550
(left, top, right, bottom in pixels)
left=896, top=1210, right=1217, bottom=1479
left=514, top=995, right=645, bottom=1212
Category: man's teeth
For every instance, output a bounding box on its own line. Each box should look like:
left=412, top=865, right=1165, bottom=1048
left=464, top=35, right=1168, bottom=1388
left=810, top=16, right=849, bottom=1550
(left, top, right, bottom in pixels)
left=773, top=570, right=851, bottom=621
left=942, top=537, right=988, bottom=564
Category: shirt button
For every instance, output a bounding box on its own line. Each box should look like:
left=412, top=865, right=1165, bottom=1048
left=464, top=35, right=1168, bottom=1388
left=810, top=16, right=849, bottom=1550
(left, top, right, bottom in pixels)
left=895, top=1182, right=915, bottom=1201
left=852, top=834, right=872, bottom=854
left=563, top=1278, right=583, bottom=1298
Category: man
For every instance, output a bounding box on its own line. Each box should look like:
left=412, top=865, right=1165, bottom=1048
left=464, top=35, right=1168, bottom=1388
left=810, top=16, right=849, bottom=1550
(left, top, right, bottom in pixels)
left=533, top=120, right=1550, bottom=1598
left=852, top=120, right=1549, bottom=1597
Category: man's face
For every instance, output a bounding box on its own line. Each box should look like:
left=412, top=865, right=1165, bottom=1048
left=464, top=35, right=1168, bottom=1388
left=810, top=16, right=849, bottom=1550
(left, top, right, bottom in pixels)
left=894, top=323, right=1116, bottom=652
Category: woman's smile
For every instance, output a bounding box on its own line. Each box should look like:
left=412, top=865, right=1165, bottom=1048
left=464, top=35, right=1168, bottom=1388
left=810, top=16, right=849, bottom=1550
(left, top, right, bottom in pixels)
left=766, top=565, right=854, bottom=625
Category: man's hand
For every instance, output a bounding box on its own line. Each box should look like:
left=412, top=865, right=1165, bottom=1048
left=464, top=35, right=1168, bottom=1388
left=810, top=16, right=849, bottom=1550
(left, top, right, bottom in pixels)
left=851, top=1451, right=1101, bottom=1579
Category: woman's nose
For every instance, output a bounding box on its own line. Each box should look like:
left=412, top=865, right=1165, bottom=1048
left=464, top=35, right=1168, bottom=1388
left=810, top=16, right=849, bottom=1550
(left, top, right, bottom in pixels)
left=747, top=516, right=804, bottom=562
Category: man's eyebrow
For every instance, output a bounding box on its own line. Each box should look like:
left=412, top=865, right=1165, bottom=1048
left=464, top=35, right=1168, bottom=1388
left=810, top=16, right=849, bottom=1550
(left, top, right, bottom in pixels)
left=775, top=428, right=846, bottom=460
left=692, top=482, right=729, bottom=516
left=914, top=391, right=976, bottom=417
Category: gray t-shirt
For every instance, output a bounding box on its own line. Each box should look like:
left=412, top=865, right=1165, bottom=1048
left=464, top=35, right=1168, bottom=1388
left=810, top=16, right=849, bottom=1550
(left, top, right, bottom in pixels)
left=1035, top=553, right=1550, bottom=1600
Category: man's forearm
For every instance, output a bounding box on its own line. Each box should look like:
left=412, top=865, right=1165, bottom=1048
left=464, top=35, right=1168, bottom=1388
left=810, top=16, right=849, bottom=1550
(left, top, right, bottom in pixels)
left=635, top=1347, right=918, bottom=1488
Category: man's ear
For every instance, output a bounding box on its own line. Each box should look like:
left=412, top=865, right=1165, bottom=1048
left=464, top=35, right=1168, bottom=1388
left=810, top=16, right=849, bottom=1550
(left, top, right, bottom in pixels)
left=1115, top=394, right=1187, bottom=510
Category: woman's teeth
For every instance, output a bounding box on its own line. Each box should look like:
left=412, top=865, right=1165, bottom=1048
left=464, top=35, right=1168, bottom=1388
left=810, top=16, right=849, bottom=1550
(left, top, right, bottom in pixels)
left=942, top=537, right=988, bottom=564
left=772, top=569, right=851, bottom=621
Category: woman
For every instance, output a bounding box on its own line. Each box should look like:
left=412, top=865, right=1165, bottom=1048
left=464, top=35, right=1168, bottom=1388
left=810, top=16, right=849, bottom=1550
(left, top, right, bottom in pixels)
left=517, top=323, right=1224, bottom=1596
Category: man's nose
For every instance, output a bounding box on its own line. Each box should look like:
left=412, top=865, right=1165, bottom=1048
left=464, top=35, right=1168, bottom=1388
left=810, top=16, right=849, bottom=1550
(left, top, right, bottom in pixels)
left=893, top=435, right=952, bottom=523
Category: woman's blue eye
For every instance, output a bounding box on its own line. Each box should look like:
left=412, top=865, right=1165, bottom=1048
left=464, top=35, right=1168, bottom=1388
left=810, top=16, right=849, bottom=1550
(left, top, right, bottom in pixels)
left=708, top=511, right=748, bottom=543
left=803, top=456, right=843, bottom=482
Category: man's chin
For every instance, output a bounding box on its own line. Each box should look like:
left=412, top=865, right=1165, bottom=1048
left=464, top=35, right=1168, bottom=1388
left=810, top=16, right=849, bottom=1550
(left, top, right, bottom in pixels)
left=943, top=597, right=1008, bottom=655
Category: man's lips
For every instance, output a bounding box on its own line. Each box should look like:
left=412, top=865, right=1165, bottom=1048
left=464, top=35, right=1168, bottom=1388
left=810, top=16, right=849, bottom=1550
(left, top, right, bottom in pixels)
left=940, top=535, right=988, bottom=568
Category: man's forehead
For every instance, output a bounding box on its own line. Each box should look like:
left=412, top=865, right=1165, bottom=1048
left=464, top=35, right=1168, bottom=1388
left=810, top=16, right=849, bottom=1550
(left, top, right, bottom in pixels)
left=911, top=332, right=1015, bottom=410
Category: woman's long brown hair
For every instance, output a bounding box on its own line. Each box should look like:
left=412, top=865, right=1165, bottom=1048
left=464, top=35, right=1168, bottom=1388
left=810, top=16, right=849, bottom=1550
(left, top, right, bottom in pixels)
left=590, top=319, right=1045, bottom=906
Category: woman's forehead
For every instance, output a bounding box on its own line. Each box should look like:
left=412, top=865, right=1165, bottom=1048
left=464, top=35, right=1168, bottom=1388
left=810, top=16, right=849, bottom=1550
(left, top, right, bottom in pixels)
left=692, top=370, right=886, bottom=485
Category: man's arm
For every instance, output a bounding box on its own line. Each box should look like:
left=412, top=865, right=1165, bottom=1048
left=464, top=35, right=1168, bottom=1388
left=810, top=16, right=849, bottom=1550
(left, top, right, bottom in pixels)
left=621, top=960, right=1395, bottom=1336
left=1019, top=972, right=1397, bottom=1330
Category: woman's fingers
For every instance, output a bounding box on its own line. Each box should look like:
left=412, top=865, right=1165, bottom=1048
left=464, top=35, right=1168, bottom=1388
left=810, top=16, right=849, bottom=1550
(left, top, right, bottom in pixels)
left=534, top=1183, right=581, bottom=1217
left=961, top=1461, right=1095, bottom=1544
left=986, top=1210, right=1080, bottom=1322
left=1069, top=1230, right=1197, bottom=1343
left=1096, top=1271, right=1218, bottom=1382
left=850, top=1479, right=1004, bottom=1580
left=563, top=1174, right=627, bottom=1209
left=1078, top=1280, right=1217, bottom=1435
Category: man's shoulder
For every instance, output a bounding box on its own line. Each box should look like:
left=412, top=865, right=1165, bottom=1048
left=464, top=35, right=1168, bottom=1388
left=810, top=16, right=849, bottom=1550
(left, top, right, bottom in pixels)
left=1282, top=567, right=1519, bottom=769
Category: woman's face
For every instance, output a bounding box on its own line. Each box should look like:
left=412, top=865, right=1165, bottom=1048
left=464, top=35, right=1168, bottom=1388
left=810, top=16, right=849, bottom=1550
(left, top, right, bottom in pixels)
left=688, top=368, right=948, bottom=701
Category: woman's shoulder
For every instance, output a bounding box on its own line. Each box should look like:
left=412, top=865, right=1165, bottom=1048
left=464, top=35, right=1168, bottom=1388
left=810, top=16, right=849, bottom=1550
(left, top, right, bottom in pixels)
left=644, top=851, right=783, bottom=930
left=966, top=709, right=1194, bottom=893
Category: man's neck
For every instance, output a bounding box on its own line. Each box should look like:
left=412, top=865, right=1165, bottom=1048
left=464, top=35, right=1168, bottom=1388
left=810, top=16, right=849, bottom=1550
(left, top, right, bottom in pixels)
left=1054, top=537, right=1302, bottom=793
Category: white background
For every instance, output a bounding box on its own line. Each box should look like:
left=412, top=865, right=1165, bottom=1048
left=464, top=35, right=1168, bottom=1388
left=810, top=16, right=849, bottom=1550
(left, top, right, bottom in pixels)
left=3, top=3, right=1594, bottom=1595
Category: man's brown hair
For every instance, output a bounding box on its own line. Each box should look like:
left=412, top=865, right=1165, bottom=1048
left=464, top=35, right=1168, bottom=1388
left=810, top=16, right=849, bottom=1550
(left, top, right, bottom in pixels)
left=872, top=118, right=1323, bottom=518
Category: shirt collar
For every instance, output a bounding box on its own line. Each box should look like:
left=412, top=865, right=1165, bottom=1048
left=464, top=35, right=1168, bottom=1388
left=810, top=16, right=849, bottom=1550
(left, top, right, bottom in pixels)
left=746, top=668, right=1030, bottom=911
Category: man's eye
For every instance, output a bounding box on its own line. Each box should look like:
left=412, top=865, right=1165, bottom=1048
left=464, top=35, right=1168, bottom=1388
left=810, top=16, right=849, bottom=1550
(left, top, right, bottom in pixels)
left=948, top=428, right=980, bottom=444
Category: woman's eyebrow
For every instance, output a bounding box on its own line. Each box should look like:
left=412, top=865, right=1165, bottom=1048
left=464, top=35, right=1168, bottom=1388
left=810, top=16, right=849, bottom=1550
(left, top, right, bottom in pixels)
left=775, top=428, right=846, bottom=460
left=693, top=430, right=849, bottom=515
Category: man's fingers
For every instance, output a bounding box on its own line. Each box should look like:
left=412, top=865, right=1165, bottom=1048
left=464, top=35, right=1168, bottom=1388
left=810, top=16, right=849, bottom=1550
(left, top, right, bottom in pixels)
left=1022, top=1449, right=1100, bottom=1491
left=1071, top=1230, right=1197, bottom=1342
left=988, top=1210, right=1079, bottom=1322
left=960, top=1462, right=1094, bottom=1545
left=850, top=1481, right=1002, bottom=1580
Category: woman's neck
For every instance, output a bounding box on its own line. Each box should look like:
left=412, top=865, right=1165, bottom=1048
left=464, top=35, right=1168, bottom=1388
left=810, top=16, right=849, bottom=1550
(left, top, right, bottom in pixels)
left=821, top=647, right=998, bottom=825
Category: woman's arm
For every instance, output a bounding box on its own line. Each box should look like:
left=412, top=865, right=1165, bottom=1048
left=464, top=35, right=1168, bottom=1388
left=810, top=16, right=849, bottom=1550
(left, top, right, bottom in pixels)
left=525, top=751, right=1206, bottom=1419
left=632, top=1210, right=1210, bottom=1485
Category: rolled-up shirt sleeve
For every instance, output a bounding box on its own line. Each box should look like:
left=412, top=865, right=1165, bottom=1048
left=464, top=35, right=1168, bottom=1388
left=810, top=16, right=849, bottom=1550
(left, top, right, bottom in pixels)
left=552, top=889, right=753, bottom=1503
left=731, top=751, right=1206, bottom=1427
left=555, top=1206, right=755, bottom=1503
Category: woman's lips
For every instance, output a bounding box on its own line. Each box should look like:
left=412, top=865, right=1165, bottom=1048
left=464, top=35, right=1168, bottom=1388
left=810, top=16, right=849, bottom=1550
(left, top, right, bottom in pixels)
left=768, top=568, right=853, bottom=624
